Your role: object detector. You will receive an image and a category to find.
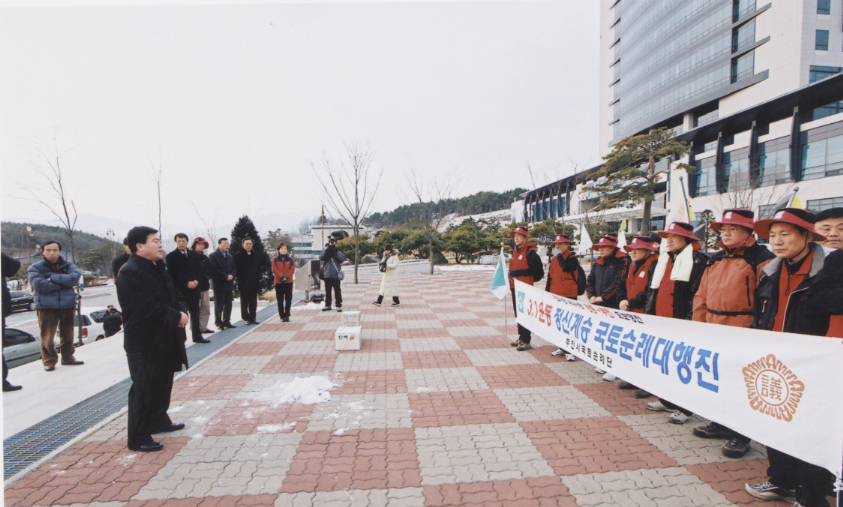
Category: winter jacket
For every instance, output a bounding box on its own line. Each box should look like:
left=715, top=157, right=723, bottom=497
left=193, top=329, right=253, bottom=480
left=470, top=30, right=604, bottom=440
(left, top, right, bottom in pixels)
left=320, top=245, right=347, bottom=280
left=692, top=237, right=775, bottom=327
left=194, top=252, right=211, bottom=292
left=112, top=252, right=130, bottom=277
left=545, top=250, right=579, bottom=298
left=272, top=254, right=296, bottom=284
left=116, top=255, right=188, bottom=372
left=586, top=249, right=630, bottom=308
left=509, top=242, right=544, bottom=288
left=644, top=248, right=708, bottom=320
left=27, top=256, right=82, bottom=311
left=2, top=253, right=21, bottom=318
left=208, top=250, right=237, bottom=291
left=378, top=253, right=400, bottom=297
left=165, top=248, right=203, bottom=297
left=103, top=313, right=123, bottom=337
left=625, top=254, right=657, bottom=313
left=751, top=244, right=842, bottom=336
left=234, top=251, right=265, bottom=292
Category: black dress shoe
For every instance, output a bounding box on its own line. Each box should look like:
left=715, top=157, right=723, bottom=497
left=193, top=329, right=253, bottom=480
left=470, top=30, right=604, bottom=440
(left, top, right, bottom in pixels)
left=202, top=328, right=214, bottom=333
left=193, top=338, right=211, bottom=344
left=61, top=360, right=85, bottom=366
left=44, top=366, right=55, bottom=371
left=129, top=441, right=164, bottom=452
left=224, top=323, right=236, bottom=329
left=252, top=320, right=260, bottom=325
left=3, top=382, right=22, bottom=392
left=151, top=423, right=185, bottom=434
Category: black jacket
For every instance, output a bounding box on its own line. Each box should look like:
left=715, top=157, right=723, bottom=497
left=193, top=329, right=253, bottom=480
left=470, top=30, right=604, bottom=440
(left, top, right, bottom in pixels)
left=234, top=251, right=264, bottom=292
left=165, top=249, right=202, bottom=297
left=2, top=253, right=21, bottom=318
left=112, top=252, right=131, bottom=278
left=586, top=250, right=630, bottom=307
left=116, top=255, right=188, bottom=372
left=752, top=244, right=841, bottom=336
left=645, top=249, right=708, bottom=319
left=194, top=252, right=211, bottom=292
left=208, top=250, right=237, bottom=291
left=103, top=313, right=123, bottom=337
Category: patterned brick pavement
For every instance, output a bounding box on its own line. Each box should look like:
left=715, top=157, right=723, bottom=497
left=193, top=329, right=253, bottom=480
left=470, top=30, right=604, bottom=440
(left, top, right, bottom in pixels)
left=5, top=270, right=838, bottom=507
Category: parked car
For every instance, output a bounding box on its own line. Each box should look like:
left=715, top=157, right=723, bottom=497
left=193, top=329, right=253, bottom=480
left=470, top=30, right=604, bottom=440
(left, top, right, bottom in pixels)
left=9, top=291, right=35, bottom=312
left=3, top=328, right=57, bottom=368
left=56, top=307, right=123, bottom=344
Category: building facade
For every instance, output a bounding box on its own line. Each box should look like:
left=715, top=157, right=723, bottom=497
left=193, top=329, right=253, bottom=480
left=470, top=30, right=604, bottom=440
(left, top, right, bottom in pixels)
left=519, top=0, right=843, bottom=234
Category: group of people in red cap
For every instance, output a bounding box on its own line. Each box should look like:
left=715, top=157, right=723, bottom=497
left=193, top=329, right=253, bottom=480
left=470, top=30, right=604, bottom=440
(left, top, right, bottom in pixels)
left=508, top=206, right=843, bottom=507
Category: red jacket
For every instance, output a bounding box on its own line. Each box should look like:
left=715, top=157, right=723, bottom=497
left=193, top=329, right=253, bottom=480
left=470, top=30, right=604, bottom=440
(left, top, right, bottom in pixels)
left=509, top=242, right=541, bottom=288
left=625, top=254, right=656, bottom=313
left=546, top=250, right=579, bottom=298
left=271, top=255, right=295, bottom=284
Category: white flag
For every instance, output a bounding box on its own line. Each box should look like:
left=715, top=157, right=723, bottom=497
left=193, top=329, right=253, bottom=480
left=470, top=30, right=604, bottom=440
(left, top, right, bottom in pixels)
left=576, top=223, right=593, bottom=255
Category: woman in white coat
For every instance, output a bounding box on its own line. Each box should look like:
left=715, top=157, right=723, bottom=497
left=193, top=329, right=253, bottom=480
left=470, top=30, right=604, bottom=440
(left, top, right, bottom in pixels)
left=373, top=244, right=401, bottom=307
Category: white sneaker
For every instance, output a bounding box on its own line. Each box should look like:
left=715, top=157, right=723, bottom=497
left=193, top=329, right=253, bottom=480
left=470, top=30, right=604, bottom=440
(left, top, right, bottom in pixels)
left=551, top=348, right=565, bottom=357
left=645, top=400, right=668, bottom=412
left=565, top=354, right=576, bottom=362
left=595, top=368, right=606, bottom=374
left=602, top=373, right=617, bottom=382
left=668, top=410, right=690, bottom=424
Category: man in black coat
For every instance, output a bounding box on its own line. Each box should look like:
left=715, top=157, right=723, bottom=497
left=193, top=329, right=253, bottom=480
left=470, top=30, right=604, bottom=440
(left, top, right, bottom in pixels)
left=2, top=253, right=22, bottom=392
left=209, top=238, right=237, bottom=329
left=117, top=226, right=189, bottom=453
left=103, top=306, right=123, bottom=338
left=233, top=237, right=264, bottom=325
left=165, top=233, right=209, bottom=344
left=112, top=238, right=131, bottom=277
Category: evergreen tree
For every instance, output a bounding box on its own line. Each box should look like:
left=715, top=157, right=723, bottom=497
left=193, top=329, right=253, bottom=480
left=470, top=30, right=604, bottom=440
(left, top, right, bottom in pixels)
left=229, top=215, right=273, bottom=294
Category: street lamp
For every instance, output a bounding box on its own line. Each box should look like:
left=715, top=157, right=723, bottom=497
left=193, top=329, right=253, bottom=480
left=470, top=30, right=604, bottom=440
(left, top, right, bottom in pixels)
left=26, top=226, right=32, bottom=264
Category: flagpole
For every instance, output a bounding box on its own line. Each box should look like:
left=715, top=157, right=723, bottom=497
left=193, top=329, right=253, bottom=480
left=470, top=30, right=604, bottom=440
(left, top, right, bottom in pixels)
left=502, top=242, right=508, bottom=347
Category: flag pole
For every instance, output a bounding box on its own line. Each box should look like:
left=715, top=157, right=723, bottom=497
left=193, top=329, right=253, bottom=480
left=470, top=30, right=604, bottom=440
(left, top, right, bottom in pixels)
left=501, top=242, right=508, bottom=346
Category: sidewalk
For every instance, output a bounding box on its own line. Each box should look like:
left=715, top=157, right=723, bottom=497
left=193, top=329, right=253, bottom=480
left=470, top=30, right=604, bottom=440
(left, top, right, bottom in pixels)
left=3, top=270, right=834, bottom=507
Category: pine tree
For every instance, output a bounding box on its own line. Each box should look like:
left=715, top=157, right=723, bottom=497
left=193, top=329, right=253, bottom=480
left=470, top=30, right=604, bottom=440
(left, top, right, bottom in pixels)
left=229, top=215, right=273, bottom=294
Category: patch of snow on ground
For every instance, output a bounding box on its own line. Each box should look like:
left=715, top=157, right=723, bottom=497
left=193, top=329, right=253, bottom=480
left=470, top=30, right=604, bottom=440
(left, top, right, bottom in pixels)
left=294, top=302, right=324, bottom=311
left=415, top=387, right=431, bottom=393
left=254, top=376, right=336, bottom=405
left=334, top=427, right=349, bottom=436
left=257, top=422, right=297, bottom=434
left=169, top=406, right=184, bottom=413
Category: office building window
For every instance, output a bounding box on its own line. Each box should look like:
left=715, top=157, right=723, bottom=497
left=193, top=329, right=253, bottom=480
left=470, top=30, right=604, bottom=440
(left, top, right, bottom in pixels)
left=809, top=65, right=842, bottom=83
left=731, top=51, right=754, bottom=83
left=759, top=204, right=778, bottom=219
left=692, top=157, right=717, bottom=197
left=801, top=133, right=843, bottom=180
left=817, top=0, right=831, bottom=15
left=732, top=19, right=756, bottom=52
left=807, top=196, right=843, bottom=212
left=733, top=0, right=756, bottom=20
left=813, top=101, right=843, bottom=121
left=757, top=140, right=791, bottom=187
left=816, top=30, right=829, bottom=50
left=724, top=150, right=752, bottom=192
left=695, top=109, right=719, bottom=128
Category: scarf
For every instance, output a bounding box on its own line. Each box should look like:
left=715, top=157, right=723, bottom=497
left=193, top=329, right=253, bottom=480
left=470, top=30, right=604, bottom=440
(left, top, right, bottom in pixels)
left=650, top=244, right=694, bottom=289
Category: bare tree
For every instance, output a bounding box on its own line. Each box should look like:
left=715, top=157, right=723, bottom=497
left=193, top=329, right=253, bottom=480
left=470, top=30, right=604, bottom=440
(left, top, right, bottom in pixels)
left=406, top=167, right=458, bottom=274
left=150, top=155, right=164, bottom=237
left=716, top=161, right=793, bottom=217
left=313, top=143, right=382, bottom=283
left=23, top=133, right=80, bottom=263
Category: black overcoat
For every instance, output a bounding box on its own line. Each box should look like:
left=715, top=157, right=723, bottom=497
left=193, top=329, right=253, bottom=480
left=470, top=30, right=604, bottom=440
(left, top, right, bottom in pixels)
left=116, top=255, right=188, bottom=373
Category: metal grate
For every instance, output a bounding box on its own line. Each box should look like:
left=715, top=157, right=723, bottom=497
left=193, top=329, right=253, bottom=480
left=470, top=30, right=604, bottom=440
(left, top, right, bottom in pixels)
left=4, top=293, right=300, bottom=481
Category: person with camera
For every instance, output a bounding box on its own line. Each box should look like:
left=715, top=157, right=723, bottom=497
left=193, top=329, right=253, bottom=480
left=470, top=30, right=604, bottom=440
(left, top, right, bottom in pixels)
left=271, top=242, right=296, bottom=322
left=320, top=237, right=346, bottom=312
left=103, top=305, right=123, bottom=338
left=373, top=243, right=401, bottom=307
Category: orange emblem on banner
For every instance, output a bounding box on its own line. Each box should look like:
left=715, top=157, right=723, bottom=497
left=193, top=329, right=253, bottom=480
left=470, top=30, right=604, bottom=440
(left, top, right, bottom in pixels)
left=743, top=354, right=804, bottom=421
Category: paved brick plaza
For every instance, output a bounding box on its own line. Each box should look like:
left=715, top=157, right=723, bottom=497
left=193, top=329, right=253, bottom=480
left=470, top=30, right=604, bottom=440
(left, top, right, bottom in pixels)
left=5, top=270, right=832, bottom=507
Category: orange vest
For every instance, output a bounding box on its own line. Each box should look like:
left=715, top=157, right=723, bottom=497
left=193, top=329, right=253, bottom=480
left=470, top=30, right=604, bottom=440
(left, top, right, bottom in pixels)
left=626, top=254, right=656, bottom=314
left=655, top=257, right=676, bottom=318
left=509, top=242, right=537, bottom=288
left=827, top=316, right=843, bottom=338
left=773, top=251, right=814, bottom=332
left=548, top=250, right=578, bottom=298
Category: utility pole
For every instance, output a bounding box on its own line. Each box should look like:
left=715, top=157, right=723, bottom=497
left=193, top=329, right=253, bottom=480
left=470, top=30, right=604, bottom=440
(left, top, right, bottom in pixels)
left=26, top=226, right=33, bottom=265
left=106, top=228, right=115, bottom=276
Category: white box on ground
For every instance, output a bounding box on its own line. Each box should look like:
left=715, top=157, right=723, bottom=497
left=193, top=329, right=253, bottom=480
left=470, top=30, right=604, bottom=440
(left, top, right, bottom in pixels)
left=341, top=311, right=361, bottom=327
left=335, top=326, right=362, bottom=351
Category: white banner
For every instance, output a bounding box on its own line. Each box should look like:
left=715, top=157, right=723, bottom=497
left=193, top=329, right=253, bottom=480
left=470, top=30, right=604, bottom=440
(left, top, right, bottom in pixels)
left=513, top=279, right=843, bottom=477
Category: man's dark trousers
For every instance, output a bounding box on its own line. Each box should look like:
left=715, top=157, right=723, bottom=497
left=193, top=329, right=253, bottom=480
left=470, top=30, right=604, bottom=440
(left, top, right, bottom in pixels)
left=214, top=289, right=233, bottom=327
left=509, top=288, right=531, bottom=344
left=240, top=289, right=257, bottom=322
left=324, top=279, right=342, bottom=308
left=126, top=351, right=173, bottom=448
left=766, top=447, right=834, bottom=507
left=185, top=291, right=202, bottom=342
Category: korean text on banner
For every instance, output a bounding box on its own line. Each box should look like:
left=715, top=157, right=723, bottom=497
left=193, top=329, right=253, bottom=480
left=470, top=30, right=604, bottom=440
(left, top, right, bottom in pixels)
left=512, top=279, right=843, bottom=477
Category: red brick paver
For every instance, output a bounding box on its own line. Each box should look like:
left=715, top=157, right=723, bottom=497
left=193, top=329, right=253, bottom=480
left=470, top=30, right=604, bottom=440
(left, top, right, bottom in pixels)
left=402, top=350, right=473, bottom=369
left=477, top=364, right=570, bottom=389
left=170, top=374, right=254, bottom=401
left=260, top=354, right=338, bottom=374
left=333, top=369, right=407, bottom=394
left=574, top=382, right=651, bottom=416
left=423, top=477, right=579, bottom=507
left=409, top=390, right=516, bottom=427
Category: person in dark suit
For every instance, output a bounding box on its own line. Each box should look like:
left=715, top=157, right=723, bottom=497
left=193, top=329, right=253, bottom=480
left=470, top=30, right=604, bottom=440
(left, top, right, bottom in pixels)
left=2, top=253, right=22, bottom=392
left=233, top=237, right=263, bottom=325
left=165, top=233, right=209, bottom=344
left=116, top=226, right=189, bottom=452
left=112, top=238, right=131, bottom=277
left=209, top=238, right=236, bottom=330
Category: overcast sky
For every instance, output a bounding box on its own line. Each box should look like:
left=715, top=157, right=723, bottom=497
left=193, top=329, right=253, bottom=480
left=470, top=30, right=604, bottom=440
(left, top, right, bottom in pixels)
left=1, top=1, right=599, bottom=238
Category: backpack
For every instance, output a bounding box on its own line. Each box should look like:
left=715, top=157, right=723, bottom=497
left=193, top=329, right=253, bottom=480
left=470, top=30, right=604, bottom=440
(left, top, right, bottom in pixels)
left=576, top=265, right=587, bottom=296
